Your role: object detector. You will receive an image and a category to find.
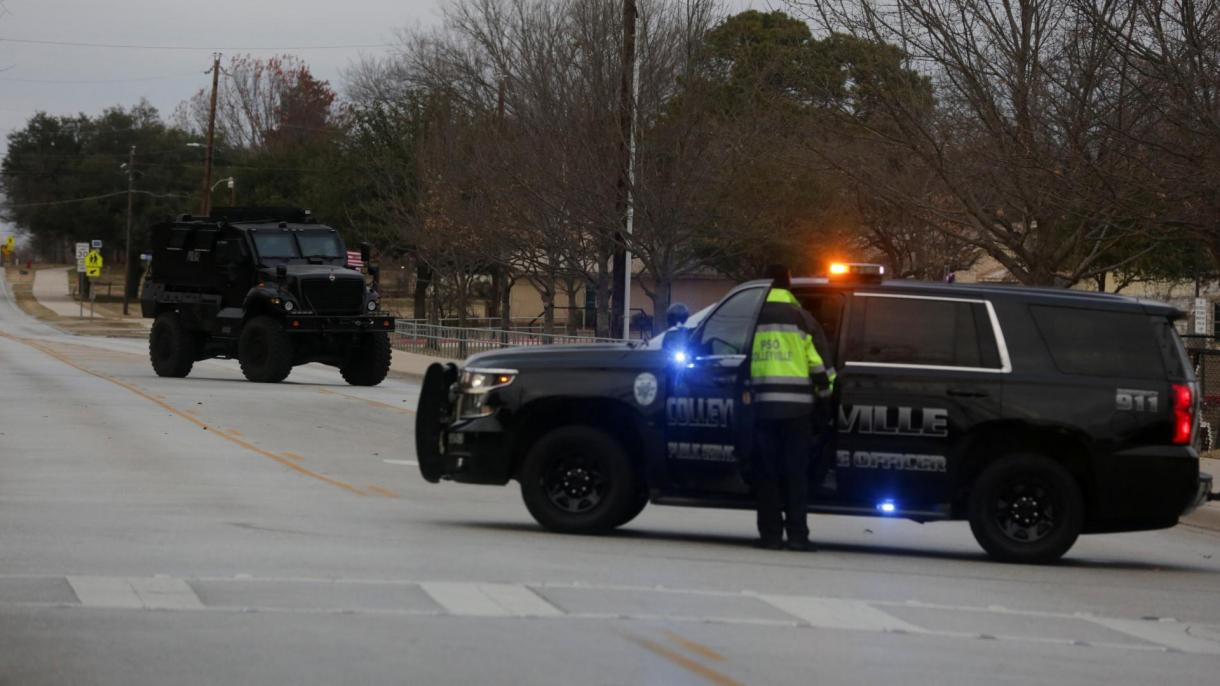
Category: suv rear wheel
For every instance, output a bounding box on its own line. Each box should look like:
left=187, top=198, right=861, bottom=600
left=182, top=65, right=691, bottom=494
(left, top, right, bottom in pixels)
left=149, top=312, right=197, bottom=378
left=520, top=426, right=640, bottom=534
left=340, top=332, right=392, bottom=386
left=238, top=316, right=293, bottom=383
left=968, top=454, right=1084, bottom=564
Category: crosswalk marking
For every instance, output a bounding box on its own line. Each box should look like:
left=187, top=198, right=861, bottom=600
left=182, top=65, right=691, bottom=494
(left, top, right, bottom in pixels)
left=754, top=594, right=925, bottom=633
left=420, top=582, right=562, bottom=617
left=1084, top=617, right=1220, bottom=655
left=24, top=574, right=1220, bottom=656
left=67, top=576, right=204, bottom=610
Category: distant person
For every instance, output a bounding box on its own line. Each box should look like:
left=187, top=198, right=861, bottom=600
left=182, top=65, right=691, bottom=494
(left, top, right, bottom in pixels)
left=748, top=264, right=834, bottom=551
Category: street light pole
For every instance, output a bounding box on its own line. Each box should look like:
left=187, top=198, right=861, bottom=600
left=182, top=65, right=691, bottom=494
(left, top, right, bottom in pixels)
left=611, top=0, right=638, bottom=340
left=199, top=53, right=221, bottom=216
left=122, top=144, right=135, bottom=315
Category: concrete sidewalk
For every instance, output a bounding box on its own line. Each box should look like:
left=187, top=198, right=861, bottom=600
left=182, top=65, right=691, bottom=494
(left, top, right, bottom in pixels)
left=31, top=266, right=84, bottom=317
left=388, top=349, right=448, bottom=380
left=1184, top=456, right=1220, bottom=533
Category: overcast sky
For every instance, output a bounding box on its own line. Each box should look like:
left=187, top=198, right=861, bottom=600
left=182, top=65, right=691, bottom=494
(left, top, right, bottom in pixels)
left=0, top=0, right=761, bottom=237
left=0, top=0, right=444, bottom=151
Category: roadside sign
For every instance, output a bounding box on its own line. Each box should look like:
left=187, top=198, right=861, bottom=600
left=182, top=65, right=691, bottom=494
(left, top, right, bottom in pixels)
left=1195, top=297, right=1209, bottom=335
left=84, top=249, right=103, bottom=278
left=91, top=239, right=103, bottom=249
left=140, top=252, right=152, bottom=262
left=75, top=242, right=89, bottom=273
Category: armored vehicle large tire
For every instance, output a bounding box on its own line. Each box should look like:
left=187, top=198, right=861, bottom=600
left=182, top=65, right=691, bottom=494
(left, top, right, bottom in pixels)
left=238, top=316, right=293, bottom=383
left=968, top=454, right=1084, bottom=564
left=340, top=332, right=392, bottom=386
left=149, top=312, right=197, bottom=378
left=520, top=426, right=639, bottom=534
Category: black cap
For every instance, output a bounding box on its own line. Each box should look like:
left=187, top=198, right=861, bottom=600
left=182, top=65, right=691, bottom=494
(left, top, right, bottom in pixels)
left=666, top=303, right=690, bottom=328
left=763, top=264, right=791, bottom=290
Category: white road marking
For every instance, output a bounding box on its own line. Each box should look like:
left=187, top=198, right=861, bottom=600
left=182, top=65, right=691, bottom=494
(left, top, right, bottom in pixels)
left=1085, top=617, right=1220, bottom=655
left=754, top=594, right=926, bottom=633
left=34, top=575, right=1220, bottom=656
left=421, top=582, right=562, bottom=617
left=383, top=459, right=417, bottom=466
left=67, top=576, right=204, bottom=610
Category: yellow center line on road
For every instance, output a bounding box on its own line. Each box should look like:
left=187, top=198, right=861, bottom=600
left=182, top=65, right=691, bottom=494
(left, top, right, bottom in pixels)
left=629, top=636, right=742, bottom=686
left=281, top=451, right=304, bottom=462
left=661, top=631, right=727, bottom=662
left=365, top=485, right=399, bottom=498
left=0, top=332, right=367, bottom=497
left=317, top=387, right=416, bottom=415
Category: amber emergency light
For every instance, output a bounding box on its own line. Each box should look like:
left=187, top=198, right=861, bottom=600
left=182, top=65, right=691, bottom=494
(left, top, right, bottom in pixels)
left=827, top=262, right=885, bottom=283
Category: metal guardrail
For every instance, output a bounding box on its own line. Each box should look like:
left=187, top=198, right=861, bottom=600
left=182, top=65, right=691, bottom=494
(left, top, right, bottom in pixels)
left=392, top=321, right=622, bottom=359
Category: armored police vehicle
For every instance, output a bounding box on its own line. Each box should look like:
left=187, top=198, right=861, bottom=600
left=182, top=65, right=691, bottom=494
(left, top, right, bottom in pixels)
left=415, top=265, right=1217, bottom=563
left=141, top=208, right=394, bottom=385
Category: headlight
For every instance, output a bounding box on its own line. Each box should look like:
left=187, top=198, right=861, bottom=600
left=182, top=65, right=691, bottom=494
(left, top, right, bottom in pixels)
left=366, top=300, right=378, bottom=312
left=460, top=368, right=517, bottom=394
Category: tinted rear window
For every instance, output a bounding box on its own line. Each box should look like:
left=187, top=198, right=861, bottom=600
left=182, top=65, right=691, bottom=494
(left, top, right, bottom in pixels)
left=1030, top=305, right=1166, bottom=379
left=845, top=295, right=1002, bottom=369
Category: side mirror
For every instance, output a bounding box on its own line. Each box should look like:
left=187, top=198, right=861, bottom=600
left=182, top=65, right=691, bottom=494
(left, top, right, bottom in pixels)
left=360, top=241, right=371, bottom=267
left=275, top=264, right=288, bottom=281
left=662, top=327, right=692, bottom=365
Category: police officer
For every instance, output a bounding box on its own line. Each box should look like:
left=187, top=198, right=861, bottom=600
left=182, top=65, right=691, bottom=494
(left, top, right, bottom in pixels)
left=749, top=265, right=835, bottom=551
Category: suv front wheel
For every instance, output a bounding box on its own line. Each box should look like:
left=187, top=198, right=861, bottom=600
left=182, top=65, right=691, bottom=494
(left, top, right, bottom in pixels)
left=968, top=454, right=1084, bottom=564
left=520, top=426, right=640, bottom=534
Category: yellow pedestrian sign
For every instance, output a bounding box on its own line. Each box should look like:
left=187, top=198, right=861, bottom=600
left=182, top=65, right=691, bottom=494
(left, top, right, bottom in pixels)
left=85, top=249, right=103, bottom=278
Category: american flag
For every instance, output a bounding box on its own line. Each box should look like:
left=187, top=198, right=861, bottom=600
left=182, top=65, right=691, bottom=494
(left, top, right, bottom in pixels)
left=346, top=250, right=365, bottom=272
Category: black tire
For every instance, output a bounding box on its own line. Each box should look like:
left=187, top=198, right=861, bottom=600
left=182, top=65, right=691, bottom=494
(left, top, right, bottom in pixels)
left=612, top=492, right=649, bottom=529
left=238, top=315, right=293, bottom=383
left=149, top=312, right=197, bottom=378
left=968, top=454, right=1084, bottom=564
left=519, top=426, right=640, bottom=534
left=340, top=332, right=392, bottom=386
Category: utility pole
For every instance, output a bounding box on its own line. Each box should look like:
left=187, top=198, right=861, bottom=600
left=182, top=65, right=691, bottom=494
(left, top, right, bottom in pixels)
left=199, top=53, right=221, bottom=216
left=122, top=145, right=135, bottom=315
left=611, top=0, right=638, bottom=340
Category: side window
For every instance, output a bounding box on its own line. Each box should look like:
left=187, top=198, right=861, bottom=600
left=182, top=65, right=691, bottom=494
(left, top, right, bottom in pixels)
left=845, top=295, right=1002, bottom=369
left=695, top=288, right=767, bottom=356
left=797, top=293, right=845, bottom=364
left=1030, top=305, right=1165, bottom=379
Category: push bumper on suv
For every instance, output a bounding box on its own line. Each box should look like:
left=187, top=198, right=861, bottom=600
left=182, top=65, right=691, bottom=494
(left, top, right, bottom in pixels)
left=415, top=363, right=514, bottom=485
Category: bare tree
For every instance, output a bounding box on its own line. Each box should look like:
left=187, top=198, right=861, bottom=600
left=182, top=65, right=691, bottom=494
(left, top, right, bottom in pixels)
left=793, top=0, right=1161, bottom=286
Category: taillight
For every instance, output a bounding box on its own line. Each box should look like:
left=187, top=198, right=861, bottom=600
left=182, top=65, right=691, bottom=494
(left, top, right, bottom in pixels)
left=1171, top=383, right=1193, bottom=445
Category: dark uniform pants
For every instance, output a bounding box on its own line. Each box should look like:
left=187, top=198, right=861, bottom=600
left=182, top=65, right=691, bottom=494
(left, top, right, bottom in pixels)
left=753, top=415, right=813, bottom=542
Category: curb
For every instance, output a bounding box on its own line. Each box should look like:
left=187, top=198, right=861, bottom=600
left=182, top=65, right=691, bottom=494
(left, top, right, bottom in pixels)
left=1182, top=503, right=1220, bottom=534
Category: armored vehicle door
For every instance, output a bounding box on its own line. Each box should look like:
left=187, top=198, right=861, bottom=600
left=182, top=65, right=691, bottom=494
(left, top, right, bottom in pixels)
left=664, top=285, right=768, bottom=495
left=213, top=229, right=253, bottom=308
left=835, top=292, right=1008, bottom=512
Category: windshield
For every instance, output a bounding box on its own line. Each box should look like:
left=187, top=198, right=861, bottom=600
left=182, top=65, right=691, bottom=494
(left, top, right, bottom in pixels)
left=297, top=231, right=345, bottom=259
left=252, top=232, right=299, bottom=260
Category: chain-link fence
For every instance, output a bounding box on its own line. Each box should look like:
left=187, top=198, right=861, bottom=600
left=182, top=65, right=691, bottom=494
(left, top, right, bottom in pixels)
left=391, top=320, right=623, bottom=360
left=1184, top=336, right=1220, bottom=450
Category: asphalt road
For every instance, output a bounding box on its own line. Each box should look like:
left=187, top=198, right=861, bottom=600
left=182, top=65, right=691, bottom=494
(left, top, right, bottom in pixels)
left=2, top=267, right=1219, bottom=686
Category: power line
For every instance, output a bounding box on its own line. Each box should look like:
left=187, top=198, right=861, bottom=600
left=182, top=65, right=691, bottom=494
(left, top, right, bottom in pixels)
left=0, top=72, right=203, bottom=84
left=0, top=37, right=395, bottom=51
left=4, top=190, right=188, bottom=208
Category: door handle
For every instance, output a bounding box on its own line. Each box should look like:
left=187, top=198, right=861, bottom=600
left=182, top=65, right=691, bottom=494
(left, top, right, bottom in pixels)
left=946, top=388, right=988, bottom=398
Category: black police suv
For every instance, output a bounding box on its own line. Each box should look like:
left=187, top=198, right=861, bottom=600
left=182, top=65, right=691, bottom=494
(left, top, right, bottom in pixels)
left=415, top=266, right=1217, bottom=563
left=141, top=208, right=394, bottom=385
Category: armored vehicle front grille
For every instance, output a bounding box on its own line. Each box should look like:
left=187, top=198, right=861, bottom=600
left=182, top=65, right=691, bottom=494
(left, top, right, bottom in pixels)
left=300, top=277, right=364, bottom=315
